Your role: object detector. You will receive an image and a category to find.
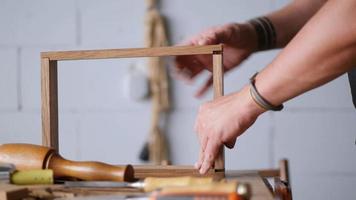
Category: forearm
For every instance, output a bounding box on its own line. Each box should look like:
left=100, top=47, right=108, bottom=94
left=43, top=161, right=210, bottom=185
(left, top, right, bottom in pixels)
left=266, top=0, right=327, bottom=48
left=255, top=0, right=356, bottom=106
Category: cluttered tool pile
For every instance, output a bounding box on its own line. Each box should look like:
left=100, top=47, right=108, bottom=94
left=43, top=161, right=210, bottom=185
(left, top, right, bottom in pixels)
left=0, top=143, right=291, bottom=200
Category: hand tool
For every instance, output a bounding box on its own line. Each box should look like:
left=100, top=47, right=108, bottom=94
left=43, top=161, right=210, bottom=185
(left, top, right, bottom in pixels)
left=1, top=162, right=53, bottom=184
left=0, top=143, right=134, bottom=182
left=64, top=177, right=213, bottom=192
left=0, top=163, right=15, bottom=183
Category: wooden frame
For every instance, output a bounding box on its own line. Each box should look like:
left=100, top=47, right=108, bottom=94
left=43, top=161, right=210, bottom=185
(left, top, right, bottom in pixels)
left=41, top=45, right=224, bottom=171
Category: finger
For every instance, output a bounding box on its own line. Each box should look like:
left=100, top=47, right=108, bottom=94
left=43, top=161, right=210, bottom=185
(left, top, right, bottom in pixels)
left=194, top=108, right=202, bottom=133
left=195, top=75, right=213, bottom=98
left=199, top=139, right=221, bottom=174
left=194, top=112, right=206, bottom=169
left=175, top=55, right=205, bottom=79
left=195, top=135, right=207, bottom=169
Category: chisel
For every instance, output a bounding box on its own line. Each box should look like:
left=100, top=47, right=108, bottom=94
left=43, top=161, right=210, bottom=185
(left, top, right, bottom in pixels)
left=65, top=177, right=213, bottom=192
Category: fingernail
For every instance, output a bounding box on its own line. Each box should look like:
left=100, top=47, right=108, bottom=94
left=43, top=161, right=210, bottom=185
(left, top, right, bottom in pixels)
left=198, top=39, right=205, bottom=46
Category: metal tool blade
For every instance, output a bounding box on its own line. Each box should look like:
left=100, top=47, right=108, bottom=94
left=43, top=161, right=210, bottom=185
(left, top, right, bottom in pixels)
left=64, top=181, right=144, bottom=189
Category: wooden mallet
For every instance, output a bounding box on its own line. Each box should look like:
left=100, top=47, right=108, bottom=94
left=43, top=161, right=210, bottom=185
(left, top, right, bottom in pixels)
left=0, top=143, right=134, bottom=182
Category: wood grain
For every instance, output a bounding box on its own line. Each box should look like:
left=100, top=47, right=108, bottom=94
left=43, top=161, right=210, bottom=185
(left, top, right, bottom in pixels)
left=0, top=167, right=283, bottom=200
left=41, top=58, right=58, bottom=151
left=41, top=45, right=223, bottom=61
left=0, top=144, right=134, bottom=182
left=225, top=169, right=279, bottom=178
left=0, top=185, right=28, bottom=200
left=132, top=165, right=217, bottom=179
left=212, top=51, right=225, bottom=171
left=0, top=143, right=53, bottom=170
left=279, top=159, right=290, bottom=183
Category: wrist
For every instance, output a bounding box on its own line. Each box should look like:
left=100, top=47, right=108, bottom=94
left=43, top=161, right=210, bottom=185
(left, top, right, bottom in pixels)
left=237, top=85, right=267, bottom=122
left=241, top=23, right=259, bottom=53
left=236, top=23, right=259, bottom=53
left=247, top=17, right=277, bottom=51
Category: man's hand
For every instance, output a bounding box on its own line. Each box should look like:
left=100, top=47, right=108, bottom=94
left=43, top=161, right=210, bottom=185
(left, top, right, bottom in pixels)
left=194, top=86, right=265, bottom=174
left=175, top=23, right=257, bottom=97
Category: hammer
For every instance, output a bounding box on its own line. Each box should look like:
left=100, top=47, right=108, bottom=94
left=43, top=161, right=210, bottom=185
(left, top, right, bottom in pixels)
left=0, top=143, right=134, bottom=182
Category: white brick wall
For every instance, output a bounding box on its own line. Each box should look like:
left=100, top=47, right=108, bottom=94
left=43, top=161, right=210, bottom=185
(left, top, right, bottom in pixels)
left=274, top=112, right=356, bottom=199
left=0, top=0, right=76, bottom=46
left=0, top=48, right=18, bottom=110
left=0, top=0, right=355, bottom=199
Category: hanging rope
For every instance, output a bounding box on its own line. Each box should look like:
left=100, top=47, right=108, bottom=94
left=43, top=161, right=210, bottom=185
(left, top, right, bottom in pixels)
left=144, top=0, right=170, bottom=165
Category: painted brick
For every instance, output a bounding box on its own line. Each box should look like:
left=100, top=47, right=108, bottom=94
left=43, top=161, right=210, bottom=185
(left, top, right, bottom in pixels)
left=58, top=113, right=80, bottom=160
left=21, top=47, right=70, bottom=111
left=161, top=0, right=271, bottom=44
left=78, top=0, right=145, bottom=46
left=274, top=112, right=356, bottom=199
left=77, top=111, right=151, bottom=164
left=225, top=112, right=272, bottom=169
left=274, top=112, right=356, bottom=174
left=22, top=47, right=148, bottom=111
left=0, top=48, right=18, bottom=110
left=0, top=112, right=81, bottom=160
left=285, top=74, right=354, bottom=109
left=21, top=47, right=44, bottom=111
left=0, top=0, right=76, bottom=46
left=166, top=110, right=199, bottom=165
left=58, top=58, right=151, bottom=111
left=76, top=109, right=272, bottom=168
left=0, top=113, right=41, bottom=144
left=291, top=175, right=356, bottom=200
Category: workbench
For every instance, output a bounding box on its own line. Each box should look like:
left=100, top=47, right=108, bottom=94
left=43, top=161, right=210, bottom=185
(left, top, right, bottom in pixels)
left=0, top=171, right=274, bottom=200
left=0, top=164, right=292, bottom=200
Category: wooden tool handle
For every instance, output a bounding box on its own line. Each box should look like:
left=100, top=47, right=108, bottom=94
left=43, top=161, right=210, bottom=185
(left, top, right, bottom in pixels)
left=48, top=154, right=134, bottom=182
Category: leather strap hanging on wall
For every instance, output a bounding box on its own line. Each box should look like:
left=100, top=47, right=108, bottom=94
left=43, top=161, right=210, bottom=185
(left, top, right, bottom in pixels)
left=144, top=0, right=170, bottom=164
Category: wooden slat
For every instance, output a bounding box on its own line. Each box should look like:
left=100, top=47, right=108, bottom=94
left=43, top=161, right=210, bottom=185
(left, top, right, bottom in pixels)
left=41, top=45, right=223, bottom=61
left=41, top=58, right=59, bottom=151
left=212, top=51, right=225, bottom=171
left=132, top=165, right=217, bottom=179
left=279, top=159, right=290, bottom=183
left=225, top=169, right=280, bottom=178
left=0, top=184, right=28, bottom=200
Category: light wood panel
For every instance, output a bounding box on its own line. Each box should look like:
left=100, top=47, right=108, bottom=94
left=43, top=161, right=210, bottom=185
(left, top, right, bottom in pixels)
left=212, top=51, right=224, bottom=171
left=132, top=165, right=217, bottom=179
left=279, top=159, right=290, bottom=183
left=41, top=58, right=58, bottom=151
left=41, top=45, right=223, bottom=61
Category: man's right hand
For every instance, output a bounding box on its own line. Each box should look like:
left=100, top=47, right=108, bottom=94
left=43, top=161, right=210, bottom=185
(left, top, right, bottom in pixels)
left=175, top=23, right=258, bottom=97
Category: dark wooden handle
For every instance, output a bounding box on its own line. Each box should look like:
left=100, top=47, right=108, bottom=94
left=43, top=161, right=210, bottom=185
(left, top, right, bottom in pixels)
left=48, top=155, right=134, bottom=182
